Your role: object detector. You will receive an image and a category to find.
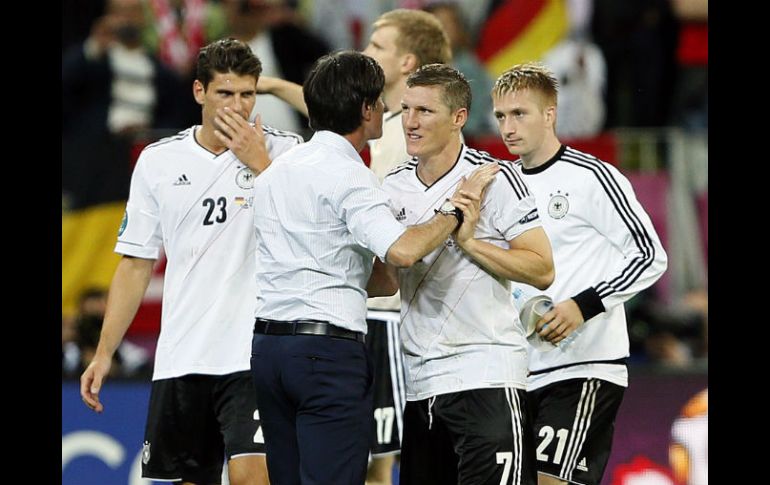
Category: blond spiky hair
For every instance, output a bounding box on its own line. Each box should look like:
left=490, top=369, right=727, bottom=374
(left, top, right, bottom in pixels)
left=492, top=62, right=559, bottom=107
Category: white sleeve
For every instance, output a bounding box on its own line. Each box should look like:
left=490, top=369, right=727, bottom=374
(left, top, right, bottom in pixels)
left=581, top=163, right=668, bottom=313
left=114, top=153, right=163, bottom=259
left=333, top=165, right=407, bottom=260
left=489, top=163, right=543, bottom=240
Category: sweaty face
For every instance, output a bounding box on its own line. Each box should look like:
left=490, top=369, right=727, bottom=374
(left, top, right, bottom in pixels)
left=195, top=72, right=258, bottom=135
left=492, top=89, right=551, bottom=159
left=363, top=25, right=404, bottom=91
left=401, top=85, right=459, bottom=159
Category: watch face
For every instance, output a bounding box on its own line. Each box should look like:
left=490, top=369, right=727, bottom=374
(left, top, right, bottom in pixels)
left=441, top=200, right=455, bottom=212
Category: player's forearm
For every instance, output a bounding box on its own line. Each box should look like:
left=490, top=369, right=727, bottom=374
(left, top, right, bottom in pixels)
left=386, top=214, right=457, bottom=267
left=258, top=76, right=308, bottom=116
left=460, top=239, right=554, bottom=289
left=366, top=258, right=399, bottom=297
left=95, top=256, right=155, bottom=359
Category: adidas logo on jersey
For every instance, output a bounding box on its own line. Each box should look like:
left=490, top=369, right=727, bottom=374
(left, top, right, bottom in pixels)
left=173, top=174, right=191, bottom=185
left=395, top=207, right=407, bottom=221
left=577, top=457, right=588, bottom=472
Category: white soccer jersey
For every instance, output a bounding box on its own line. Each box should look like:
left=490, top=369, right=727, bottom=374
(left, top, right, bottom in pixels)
left=514, top=145, right=668, bottom=391
left=369, top=111, right=407, bottom=182
left=115, top=125, right=302, bottom=380
left=382, top=145, right=542, bottom=401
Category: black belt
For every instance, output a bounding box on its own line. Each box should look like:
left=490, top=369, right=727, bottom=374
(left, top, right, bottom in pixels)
left=254, top=318, right=365, bottom=343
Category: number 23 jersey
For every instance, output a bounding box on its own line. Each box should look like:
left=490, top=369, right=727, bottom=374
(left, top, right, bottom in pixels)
left=115, top=125, right=302, bottom=380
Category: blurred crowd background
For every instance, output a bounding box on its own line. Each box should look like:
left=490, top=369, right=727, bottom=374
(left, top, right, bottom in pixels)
left=62, top=0, right=708, bottom=378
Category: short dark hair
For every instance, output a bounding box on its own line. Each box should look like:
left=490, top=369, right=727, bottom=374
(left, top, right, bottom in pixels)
left=196, top=38, right=263, bottom=90
left=406, top=63, right=471, bottom=114
left=304, top=51, right=385, bottom=135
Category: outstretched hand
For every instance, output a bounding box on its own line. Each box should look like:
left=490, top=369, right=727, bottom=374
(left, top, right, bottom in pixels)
left=454, top=162, right=499, bottom=199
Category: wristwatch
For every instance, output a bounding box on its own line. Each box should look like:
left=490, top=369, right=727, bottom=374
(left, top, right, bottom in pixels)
left=434, top=199, right=464, bottom=226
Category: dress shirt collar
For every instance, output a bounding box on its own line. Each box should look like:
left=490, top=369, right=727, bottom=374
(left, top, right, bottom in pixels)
left=310, top=130, right=365, bottom=165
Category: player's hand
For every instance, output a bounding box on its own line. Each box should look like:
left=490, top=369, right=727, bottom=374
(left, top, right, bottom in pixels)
left=536, top=299, right=585, bottom=344
left=80, top=358, right=112, bottom=413
left=454, top=162, right=499, bottom=199
left=452, top=188, right=481, bottom=248
left=214, top=108, right=271, bottom=174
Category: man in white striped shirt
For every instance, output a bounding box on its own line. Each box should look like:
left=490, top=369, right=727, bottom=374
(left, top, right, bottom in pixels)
left=250, top=51, right=498, bottom=485
left=382, top=64, right=554, bottom=485
left=493, top=62, right=668, bottom=485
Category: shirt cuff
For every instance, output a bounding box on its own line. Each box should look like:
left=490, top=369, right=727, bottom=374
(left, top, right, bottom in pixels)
left=571, top=287, right=605, bottom=321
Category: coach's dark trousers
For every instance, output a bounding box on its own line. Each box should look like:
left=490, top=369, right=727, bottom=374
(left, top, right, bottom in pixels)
left=251, top=332, right=374, bottom=485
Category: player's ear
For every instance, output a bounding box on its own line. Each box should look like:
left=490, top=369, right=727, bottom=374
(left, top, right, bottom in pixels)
left=453, top=107, right=468, bottom=129
left=362, top=101, right=373, bottom=122
left=544, top=105, right=556, bottom=129
left=401, top=53, right=418, bottom=75
left=193, top=80, right=206, bottom=106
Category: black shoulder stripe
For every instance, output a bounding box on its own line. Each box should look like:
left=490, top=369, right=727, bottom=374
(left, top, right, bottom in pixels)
left=143, top=128, right=191, bottom=150
left=494, top=163, right=524, bottom=199
left=465, top=149, right=501, bottom=164
left=567, top=156, right=654, bottom=297
left=466, top=147, right=499, bottom=160
left=499, top=163, right=530, bottom=198
left=562, top=149, right=656, bottom=297
left=464, top=149, right=528, bottom=199
left=385, top=160, right=418, bottom=178
left=564, top=150, right=655, bottom=295
left=262, top=124, right=303, bottom=143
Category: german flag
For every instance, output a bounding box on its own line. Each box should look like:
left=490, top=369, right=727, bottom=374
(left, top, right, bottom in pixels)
left=476, top=0, right=569, bottom=78
left=62, top=134, right=134, bottom=318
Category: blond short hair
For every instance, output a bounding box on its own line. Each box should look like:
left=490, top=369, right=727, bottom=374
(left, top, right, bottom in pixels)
left=492, top=62, right=558, bottom=108
left=373, top=9, right=452, bottom=68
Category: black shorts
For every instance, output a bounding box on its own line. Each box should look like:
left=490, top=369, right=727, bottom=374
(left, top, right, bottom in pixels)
left=366, top=310, right=406, bottom=456
left=400, top=388, right=537, bottom=485
left=528, top=378, right=626, bottom=485
left=141, top=371, right=263, bottom=483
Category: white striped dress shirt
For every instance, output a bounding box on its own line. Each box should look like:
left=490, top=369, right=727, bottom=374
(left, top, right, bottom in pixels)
left=252, top=130, right=407, bottom=333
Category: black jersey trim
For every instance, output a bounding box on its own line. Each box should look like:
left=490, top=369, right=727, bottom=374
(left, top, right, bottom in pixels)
left=465, top=149, right=529, bottom=200
left=568, top=150, right=655, bottom=297
left=499, top=163, right=530, bottom=198
left=143, top=128, right=191, bottom=151
left=571, top=287, right=605, bottom=321
left=262, top=124, right=304, bottom=143
left=562, top=147, right=656, bottom=299
left=384, top=159, right=418, bottom=178
left=564, top=150, right=654, bottom=297
left=520, top=145, right=566, bottom=174
left=191, top=127, right=229, bottom=157
left=528, top=358, right=628, bottom=376
left=416, top=146, right=463, bottom=190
